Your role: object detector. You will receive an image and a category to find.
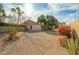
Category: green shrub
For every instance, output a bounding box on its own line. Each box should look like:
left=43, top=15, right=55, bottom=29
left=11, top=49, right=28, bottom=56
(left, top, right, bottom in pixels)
left=9, top=25, right=17, bottom=40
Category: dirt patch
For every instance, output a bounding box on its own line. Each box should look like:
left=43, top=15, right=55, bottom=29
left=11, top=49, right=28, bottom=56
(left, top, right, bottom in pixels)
left=0, top=32, right=69, bottom=55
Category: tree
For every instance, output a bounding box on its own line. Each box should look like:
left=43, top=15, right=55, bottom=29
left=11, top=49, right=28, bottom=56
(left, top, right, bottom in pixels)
left=1, top=9, right=6, bottom=22
left=10, top=8, right=16, bottom=24
left=47, top=15, right=59, bottom=30
left=38, top=15, right=46, bottom=24
left=16, top=7, right=21, bottom=24
left=0, top=4, right=6, bottom=22
left=20, top=11, right=25, bottom=23
left=37, top=14, right=59, bottom=31
left=0, top=4, right=3, bottom=22
left=38, top=15, right=45, bottom=30
left=8, top=7, right=17, bottom=40
left=10, top=7, right=23, bottom=24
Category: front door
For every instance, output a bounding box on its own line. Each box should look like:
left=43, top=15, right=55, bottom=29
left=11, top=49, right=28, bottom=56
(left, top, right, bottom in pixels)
left=30, top=26, right=32, bottom=29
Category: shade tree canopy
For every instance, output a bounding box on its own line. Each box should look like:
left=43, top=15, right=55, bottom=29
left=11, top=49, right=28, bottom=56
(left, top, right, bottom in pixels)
left=37, top=14, right=59, bottom=31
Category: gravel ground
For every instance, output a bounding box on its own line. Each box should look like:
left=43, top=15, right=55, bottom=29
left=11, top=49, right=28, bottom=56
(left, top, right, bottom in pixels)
left=0, top=32, right=69, bottom=55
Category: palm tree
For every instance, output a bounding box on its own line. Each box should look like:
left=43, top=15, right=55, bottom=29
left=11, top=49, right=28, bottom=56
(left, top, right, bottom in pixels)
left=1, top=8, right=6, bottom=22
left=0, top=8, right=2, bottom=22
left=8, top=7, right=17, bottom=40
left=20, top=11, right=25, bottom=23
left=0, top=4, right=3, bottom=22
left=0, top=4, right=6, bottom=22
left=16, top=7, right=21, bottom=24
left=11, top=8, right=16, bottom=24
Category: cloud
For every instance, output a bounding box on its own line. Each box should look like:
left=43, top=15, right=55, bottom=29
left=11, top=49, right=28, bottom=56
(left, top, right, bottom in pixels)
left=47, top=3, right=79, bottom=23
left=23, top=3, right=50, bottom=22
left=24, top=3, right=79, bottom=23
left=48, top=3, right=79, bottom=13
left=2, top=3, right=79, bottom=23
left=48, top=3, right=62, bottom=14
left=24, top=4, right=35, bottom=16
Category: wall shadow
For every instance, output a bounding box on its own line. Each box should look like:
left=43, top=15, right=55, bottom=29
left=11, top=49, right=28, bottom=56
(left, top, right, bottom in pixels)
left=46, top=31, right=58, bottom=35
left=26, top=30, right=43, bottom=33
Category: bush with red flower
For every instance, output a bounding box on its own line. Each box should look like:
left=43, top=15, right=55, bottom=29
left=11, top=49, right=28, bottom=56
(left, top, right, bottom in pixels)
left=57, top=23, right=72, bottom=38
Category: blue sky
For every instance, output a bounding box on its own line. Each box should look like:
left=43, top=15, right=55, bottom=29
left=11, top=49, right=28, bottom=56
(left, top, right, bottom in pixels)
left=1, top=3, right=79, bottom=23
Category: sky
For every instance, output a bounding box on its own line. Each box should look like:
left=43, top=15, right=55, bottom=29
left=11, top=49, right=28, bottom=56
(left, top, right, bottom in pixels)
left=1, top=3, right=79, bottom=24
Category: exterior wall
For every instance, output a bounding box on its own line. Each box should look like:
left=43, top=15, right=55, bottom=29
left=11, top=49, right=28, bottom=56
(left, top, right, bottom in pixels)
left=26, top=25, right=41, bottom=30
left=0, top=26, right=25, bottom=33
left=0, top=25, right=41, bottom=33
left=31, top=25, right=41, bottom=30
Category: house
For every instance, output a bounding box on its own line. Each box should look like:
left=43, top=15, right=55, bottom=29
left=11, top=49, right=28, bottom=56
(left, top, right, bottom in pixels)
left=22, top=20, right=41, bottom=31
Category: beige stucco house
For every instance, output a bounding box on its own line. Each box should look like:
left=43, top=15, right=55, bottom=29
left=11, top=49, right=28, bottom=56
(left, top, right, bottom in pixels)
left=22, top=20, right=41, bottom=31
